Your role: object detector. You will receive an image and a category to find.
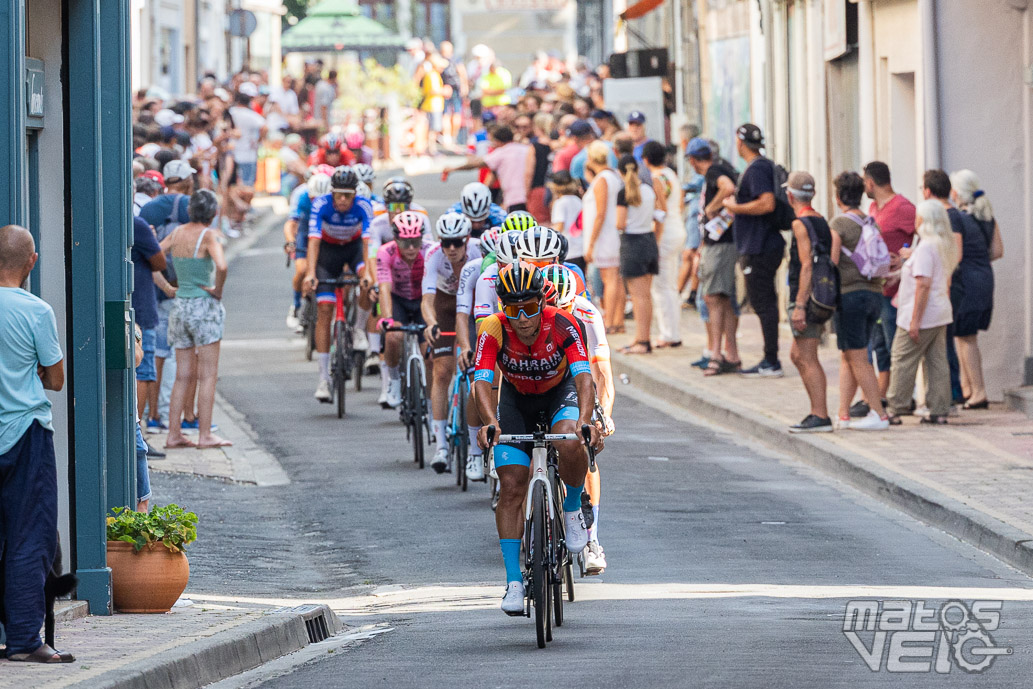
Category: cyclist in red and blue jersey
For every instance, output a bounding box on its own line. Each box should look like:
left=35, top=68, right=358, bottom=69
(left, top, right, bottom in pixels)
left=473, top=261, right=603, bottom=615
left=304, top=167, right=374, bottom=403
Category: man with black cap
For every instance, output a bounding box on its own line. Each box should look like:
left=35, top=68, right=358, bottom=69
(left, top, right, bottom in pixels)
left=722, top=123, right=785, bottom=378
left=569, top=119, right=617, bottom=183
left=590, top=110, right=620, bottom=140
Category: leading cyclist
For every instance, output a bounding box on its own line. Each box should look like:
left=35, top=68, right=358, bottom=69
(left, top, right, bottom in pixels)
left=304, top=167, right=373, bottom=402
left=473, top=261, right=603, bottom=615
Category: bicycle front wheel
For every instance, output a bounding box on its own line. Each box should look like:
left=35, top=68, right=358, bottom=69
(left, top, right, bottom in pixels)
left=409, top=359, right=425, bottom=468
left=303, top=298, right=316, bottom=361
left=530, top=481, right=550, bottom=648
left=335, top=327, right=348, bottom=418
left=458, top=377, right=469, bottom=491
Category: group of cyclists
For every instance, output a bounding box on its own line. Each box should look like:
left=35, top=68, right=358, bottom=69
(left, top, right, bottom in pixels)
left=282, top=162, right=613, bottom=615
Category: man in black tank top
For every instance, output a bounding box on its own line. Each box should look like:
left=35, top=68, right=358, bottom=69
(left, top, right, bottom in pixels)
left=785, top=171, right=834, bottom=434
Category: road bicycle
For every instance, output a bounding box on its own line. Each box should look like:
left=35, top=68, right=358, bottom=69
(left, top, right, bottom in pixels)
left=487, top=421, right=595, bottom=649
left=323, top=274, right=364, bottom=418
left=384, top=323, right=433, bottom=468
left=300, top=294, right=317, bottom=361
left=446, top=355, right=473, bottom=491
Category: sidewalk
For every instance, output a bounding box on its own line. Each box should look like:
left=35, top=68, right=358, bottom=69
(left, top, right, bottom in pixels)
left=610, top=307, right=1033, bottom=576
left=0, top=603, right=341, bottom=689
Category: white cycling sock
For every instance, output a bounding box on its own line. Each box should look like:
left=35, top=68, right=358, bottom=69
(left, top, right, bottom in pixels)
left=387, top=364, right=400, bottom=381
left=468, top=425, right=481, bottom=454
left=355, top=305, right=371, bottom=325
left=433, top=419, right=447, bottom=448
left=318, top=353, right=330, bottom=384
left=368, top=331, right=382, bottom=353
left=380, top=363, right=391, bottom=389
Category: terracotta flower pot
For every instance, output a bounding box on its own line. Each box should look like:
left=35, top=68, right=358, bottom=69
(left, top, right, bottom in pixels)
left=106, top=541, right=190, bottom=613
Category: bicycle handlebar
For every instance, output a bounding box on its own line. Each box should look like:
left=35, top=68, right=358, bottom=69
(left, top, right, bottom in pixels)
left=321, top=276, right=361, bottom=286
left=383, top=323, right=426, bottom=334
left=485, top=423, right=598, bottom=471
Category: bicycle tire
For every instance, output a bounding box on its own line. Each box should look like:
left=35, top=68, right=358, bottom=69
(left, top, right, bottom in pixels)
left=335, top=326, right=347, bottom=418
left=303, top=299, right=316, bottom=362
left=548, top=464, right=567, bottom=625
left=458, top=375, right=469, bottom=491
left=409, top=359, right=425, bottom=468
left=530, top=481, right=549, bottom=649
left=564, top=560, right=575, bottom=602
left=353, top=351, right=364, bottom=391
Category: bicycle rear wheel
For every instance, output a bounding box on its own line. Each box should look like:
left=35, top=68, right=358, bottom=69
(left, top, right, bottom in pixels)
left=335, top=327, right=347, bottom=418
left=353, top=350, right=364, bottom=391
left=530, top=481, right=550, bottom=648
left=548, top=465, right=567, bottom=625
left=458, top=376, right=469, bottom=491
left=303, top=298, right=316, bottom=361
left=409, top=359, right=425, bottom=468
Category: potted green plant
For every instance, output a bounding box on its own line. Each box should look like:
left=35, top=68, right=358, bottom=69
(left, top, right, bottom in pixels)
left=106, top=504, right=198, bottom=613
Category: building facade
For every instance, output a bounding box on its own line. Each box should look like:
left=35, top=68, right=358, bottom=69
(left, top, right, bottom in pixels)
left=2, top=0, right=137, bottom=615
left=130, top=0, right=284, bottom=96
left=694, top=0, right=1033, bottom=403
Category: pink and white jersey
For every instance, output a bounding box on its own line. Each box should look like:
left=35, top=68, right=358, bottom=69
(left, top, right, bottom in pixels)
left=569, top=295, right=609, bottom=363
left=457, top=261, right=501, bottom=320
left=455, top=258, right=483, bottom=316
left=365, top=202, right=430, bottom=258
left=422, top=242, right=483, bottom=296
left=376, top=240, right=428, bottom=301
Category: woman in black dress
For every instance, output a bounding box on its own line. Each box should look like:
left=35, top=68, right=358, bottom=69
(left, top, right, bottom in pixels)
left=949, top=170, right=1005, bottom=409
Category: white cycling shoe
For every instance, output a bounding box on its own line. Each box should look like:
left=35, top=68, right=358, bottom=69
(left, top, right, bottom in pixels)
left=364, top=352, right=381, bottom=375
left=314, top=379, right=332, bottom=403
left=385, top=379, right=402, bottom=409
left=286, top=305, right=300, bottom=331
left=584, top=541, right=607, bottom=575
left=431, top=446, right=449, bottom=474
left=465, top=454, right=485, bottom=481
left=501, top=581, right=525, bottom=616
left=352, top=328, right=369, bottom=352
left=563, top=510, right=589, bottom=553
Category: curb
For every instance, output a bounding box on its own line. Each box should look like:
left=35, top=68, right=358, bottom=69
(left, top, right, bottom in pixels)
left=611, top=353, right=1033, bottom=577
left=73, top=604, right=342, bottom=689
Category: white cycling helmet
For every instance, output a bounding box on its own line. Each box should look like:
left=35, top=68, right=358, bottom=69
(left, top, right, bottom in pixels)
left=495, top=231, right=523, bottom=265
left=436, top=212, right=472, bottom=240
left=307, top=173, right=332, bottom=198
left=516, top=226, right=563, bottom=262
left=542, top=264, right=578, bottom=308
left=355, top=181, right=372, bottom=199
left=478, top=227, right=502, bottom=255
left=353, top=163, right=375, bottom=185
left=460, top=182, right=493, bottom=221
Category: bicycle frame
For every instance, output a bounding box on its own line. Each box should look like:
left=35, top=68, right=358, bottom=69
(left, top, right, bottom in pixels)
left=495, top=432, right=579, bottom=522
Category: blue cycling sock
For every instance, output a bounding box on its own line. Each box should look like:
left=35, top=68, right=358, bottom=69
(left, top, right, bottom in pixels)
left=562, top=483, right=583, bottom=513
left=500, top=539, right=522, bottom=583
left=592, top=505, right=600, bottom=541
left=293, top=291, right=302, bottom=310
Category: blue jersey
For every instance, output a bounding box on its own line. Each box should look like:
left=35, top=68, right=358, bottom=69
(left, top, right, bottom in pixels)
left=309, top=194, right=373, bottom=244
left=289, top=187, right=313, bottom=226
left=447, top=201, right=507, bottom=228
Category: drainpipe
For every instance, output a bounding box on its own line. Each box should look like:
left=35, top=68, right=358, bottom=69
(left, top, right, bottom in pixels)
left=856, top=0, right=875, bottom=164
left=919, top=0, right=941, bottom=168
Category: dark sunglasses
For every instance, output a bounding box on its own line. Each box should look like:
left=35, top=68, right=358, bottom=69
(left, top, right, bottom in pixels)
left=397, top=238, right=423, bottom=249
left=440, top=238, right=466, bottom=249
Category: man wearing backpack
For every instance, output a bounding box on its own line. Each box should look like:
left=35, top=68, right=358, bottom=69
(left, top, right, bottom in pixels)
left=862, top=161, right=915, bottom=402
left=723, top=124, right=786, bottom=378
left=784, top=172, right=834, bottom=432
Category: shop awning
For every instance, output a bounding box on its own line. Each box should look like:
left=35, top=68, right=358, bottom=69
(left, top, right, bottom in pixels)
left=281, top=0, right=405, bottom=52
left=620, top=0, right=664, bottom=20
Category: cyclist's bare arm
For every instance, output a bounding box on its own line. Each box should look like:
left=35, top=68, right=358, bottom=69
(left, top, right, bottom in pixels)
left=591, top=360, right=615, bottom=418
left=284, top=218, right=298, bottom=245
left=377, top=283, right=394, bottom=322
left=304, top=235, right=321, bottom=292
left=456, top=316, right=472, bottom=367
left=573, top=372, right=603, bottom=450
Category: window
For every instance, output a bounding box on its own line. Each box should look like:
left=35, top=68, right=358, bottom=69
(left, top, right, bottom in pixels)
left=359, top=0, right=448, bottom=43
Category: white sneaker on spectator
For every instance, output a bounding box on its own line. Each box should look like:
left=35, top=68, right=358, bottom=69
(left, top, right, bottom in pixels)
left=849, top=410, right=890, bottom=431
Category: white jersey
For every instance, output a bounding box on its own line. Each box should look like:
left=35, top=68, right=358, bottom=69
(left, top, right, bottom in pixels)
left=468, top=262, right=501, bottom=320
left=569, top=295, right=609, bottom=363
left=365, top=202, right=430, bottom=259
left=456, top=258, right=483, bottom=315
left=422, top=242, right=483, bottom=296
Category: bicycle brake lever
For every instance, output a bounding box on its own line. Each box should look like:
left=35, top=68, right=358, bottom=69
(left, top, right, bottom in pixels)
left=486, top=425, right=497, bottom=447
left=581, top=424, right=597, bottom=472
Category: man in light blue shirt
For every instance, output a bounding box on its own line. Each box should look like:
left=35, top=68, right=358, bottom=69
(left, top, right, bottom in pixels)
left=0, top=224, right=68, bottom=662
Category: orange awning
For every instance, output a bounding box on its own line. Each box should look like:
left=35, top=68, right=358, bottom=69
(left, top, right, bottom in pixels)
left=620, top=0, right=664, bottom=20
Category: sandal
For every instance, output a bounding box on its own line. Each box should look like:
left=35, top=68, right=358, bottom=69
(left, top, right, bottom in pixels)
left=962, top=399, right=989, bottom=410
left=620, top=341, right=652, bottom=355
left=719, top=359, right=742, bottom=374
left=605, top=326, right=626, bottom=335
left=920, top=415, right=949, bottom=425
left=7, top=644, right=75, bottom=663
left=655, top=341, right=683, bottom=349
left=703, top=358, right=724, bottom=376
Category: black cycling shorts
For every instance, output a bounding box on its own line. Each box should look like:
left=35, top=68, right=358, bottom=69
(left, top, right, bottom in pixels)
left=494, top=377, right=579, bottom=469
left=316, top=240, right=364, bottom=296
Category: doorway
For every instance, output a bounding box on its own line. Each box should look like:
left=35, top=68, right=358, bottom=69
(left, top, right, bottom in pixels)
left=890, top=71, right=917, bottom=199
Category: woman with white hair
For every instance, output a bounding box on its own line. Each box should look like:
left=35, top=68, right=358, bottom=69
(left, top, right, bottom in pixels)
left=886, top=200, right=960, bottom=425
left=949, top=169, right=1004, bottom=409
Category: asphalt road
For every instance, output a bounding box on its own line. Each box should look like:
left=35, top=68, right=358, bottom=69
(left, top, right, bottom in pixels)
left=155, top=171, right=1033, bottom=687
